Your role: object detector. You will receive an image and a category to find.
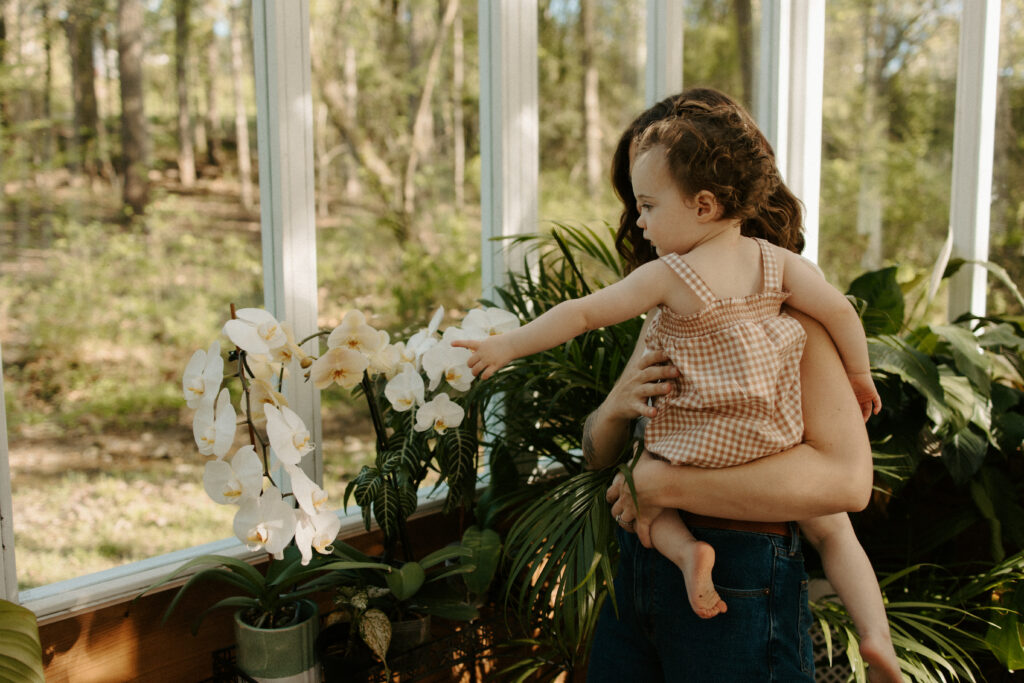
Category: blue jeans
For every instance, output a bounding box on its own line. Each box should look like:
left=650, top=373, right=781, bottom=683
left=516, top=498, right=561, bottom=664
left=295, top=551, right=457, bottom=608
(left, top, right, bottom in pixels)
left=588, top=523, right=814, bottom=682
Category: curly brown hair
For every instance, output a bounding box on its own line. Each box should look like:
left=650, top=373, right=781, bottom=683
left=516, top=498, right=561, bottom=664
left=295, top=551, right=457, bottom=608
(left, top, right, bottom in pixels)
left=611, top=88, right=803, bottom=273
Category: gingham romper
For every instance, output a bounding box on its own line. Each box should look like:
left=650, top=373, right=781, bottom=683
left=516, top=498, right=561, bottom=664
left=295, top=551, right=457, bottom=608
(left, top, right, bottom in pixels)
left=643, top=238, right=807, bottom=468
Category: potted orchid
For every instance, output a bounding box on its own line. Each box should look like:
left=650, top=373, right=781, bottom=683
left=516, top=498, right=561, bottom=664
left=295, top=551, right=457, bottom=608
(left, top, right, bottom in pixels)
left=139, top=303, right=518, bottom=681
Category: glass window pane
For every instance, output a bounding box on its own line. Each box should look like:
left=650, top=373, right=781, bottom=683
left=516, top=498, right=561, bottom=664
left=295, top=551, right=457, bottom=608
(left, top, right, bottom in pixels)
left=537, top=0, right=646, bottom=227
left=308, top=0, right=482, bottom=498
left=2, top=0, right=261, bottom=589
left=820, top=2, right=960, bottom=294
left=992, top=0, right=1024, bottom=316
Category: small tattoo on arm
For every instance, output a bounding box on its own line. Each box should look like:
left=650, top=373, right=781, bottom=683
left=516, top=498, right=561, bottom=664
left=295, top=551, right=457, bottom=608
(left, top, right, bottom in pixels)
left=582, top=414, right=596, bottom=467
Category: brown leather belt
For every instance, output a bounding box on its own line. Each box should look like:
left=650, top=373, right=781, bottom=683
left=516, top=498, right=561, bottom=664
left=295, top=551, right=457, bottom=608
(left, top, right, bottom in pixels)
left=680, top=512, right=791, bottom=538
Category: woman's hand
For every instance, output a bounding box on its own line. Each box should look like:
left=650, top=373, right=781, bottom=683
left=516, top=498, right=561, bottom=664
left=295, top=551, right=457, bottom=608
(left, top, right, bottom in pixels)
left=606, top=451, right=668, bottom=548
left=604, top=348, right=677, bottom=421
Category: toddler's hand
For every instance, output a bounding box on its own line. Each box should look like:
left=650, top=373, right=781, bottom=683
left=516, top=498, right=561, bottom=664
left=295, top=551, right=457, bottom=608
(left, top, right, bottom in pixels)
left=451, top=336, right=512, bottom=380
left=848, top=371, right=881, bottom=422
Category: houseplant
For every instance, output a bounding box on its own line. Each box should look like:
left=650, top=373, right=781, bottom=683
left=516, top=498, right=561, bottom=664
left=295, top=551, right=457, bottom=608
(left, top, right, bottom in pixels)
left=142, top=302, right=514, bottom=680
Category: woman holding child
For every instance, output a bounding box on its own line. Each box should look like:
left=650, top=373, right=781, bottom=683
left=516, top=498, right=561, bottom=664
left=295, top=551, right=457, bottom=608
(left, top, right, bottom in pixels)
left=459, top=88, right=901, bottom=681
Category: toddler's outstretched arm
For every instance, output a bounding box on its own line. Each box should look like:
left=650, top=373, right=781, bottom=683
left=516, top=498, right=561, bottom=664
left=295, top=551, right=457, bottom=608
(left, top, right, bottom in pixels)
left=455, top=261, right=670, bottom=379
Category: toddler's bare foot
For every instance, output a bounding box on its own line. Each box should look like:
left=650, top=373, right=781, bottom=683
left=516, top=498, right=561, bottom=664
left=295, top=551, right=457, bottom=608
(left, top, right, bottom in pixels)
left=860, top=635, right=902, bottom=682
left=679, top=540, right=727, bottom=619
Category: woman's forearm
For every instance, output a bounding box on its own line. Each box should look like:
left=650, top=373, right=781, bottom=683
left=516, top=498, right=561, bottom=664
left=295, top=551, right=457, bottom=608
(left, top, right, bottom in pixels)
left=635, top=310, right=873, bottom=521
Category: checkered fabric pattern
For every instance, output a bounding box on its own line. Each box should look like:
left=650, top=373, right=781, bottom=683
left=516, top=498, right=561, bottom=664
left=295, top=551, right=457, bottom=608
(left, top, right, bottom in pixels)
left=644, top=239, right=807, bottom=468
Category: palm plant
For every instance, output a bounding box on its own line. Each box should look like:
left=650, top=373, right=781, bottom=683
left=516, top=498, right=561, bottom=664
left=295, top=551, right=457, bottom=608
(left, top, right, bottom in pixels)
left=470, top=224, right=643, bottom=677
left=479, top=224, right=1024, bottom=680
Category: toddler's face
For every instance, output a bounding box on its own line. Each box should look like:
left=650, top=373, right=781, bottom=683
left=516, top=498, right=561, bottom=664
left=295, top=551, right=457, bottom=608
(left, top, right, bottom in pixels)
left=631, top=146, right=701, bottom=257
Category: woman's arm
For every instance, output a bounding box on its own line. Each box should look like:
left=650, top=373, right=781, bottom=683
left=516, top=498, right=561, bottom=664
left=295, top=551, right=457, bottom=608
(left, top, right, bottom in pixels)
left=605, top=310, right=874, bottom=546
left=581, top=315, right=678, bottom=470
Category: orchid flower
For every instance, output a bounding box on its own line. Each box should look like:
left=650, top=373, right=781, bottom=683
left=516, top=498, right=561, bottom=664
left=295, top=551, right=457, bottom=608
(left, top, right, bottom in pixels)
left=223, top=308, right=287, bottom=356
left=327, top=310, right=387, bottom=357
left=244, top=353, right=286, bottom=382
left=413, top=392, right=465, bottom=434
left=368, top=341, right=403, bottom=379
left=193, top=388, right=236, bottom=458
left=384, top=363, right=425, bottom=412
left=203, top=445, right=264, bottom=505
left=403, top=305, right=445, bottom=366
left=269, top=322, right=307, bottom=366
left=264, top=404, right=313, bottom=466
left=182, top=341, right=224, bottom=409
left=462, top=306, right=521, bottom=337
left=294, top=509, right=342, bottom=565
left=421, top=341, right=473, bottom=392
left=309, top=346, right=370, bottom=390
left=233, top=485, right=297, bottom=559
left=286, top=464, right=329, bottom=516
left=243, top=378, right=287, bottom=425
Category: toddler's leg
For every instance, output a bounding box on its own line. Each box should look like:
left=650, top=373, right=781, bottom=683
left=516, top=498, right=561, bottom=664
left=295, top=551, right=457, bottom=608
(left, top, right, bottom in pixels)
left=650, top=509, right=727, bottom=619
left=800, top=514, right=902, bottom=682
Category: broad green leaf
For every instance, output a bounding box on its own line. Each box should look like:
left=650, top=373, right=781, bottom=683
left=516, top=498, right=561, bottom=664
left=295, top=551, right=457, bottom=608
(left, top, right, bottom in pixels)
left=869, top=336, right=946, bottom=410
left=0, top=600, right=43, bottom=683
left=935, top=324, right=992, bottom=396
left=941, top=427, right=988, bottom=484
left=386, top=561, right=426, bottom=601
left=985, top=609, right=1024, bottom=670
left=847, top=267, right=904, bottom=335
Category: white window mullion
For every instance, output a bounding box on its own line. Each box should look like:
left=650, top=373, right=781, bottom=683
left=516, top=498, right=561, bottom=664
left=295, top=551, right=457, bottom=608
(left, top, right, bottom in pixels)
left=755, top=0, right=790, bottom=171
left=783, top=0, right=824, bottom=262
left=645, top=0, right=684, bottom=107
left=478, top=0, right=538, bottom=300
left=948, top=1, right=1001, bottom=319
left=0, top=344, right=17, bottom=603
left=252, top=0, right=322, bottom=483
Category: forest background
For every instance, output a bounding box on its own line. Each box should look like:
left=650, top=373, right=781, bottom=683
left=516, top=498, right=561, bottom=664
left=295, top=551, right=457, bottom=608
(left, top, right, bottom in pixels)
left=1, top=0, right=1023, bottom=590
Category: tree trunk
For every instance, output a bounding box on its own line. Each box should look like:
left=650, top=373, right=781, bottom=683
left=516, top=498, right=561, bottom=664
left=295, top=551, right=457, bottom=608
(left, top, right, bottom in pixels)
left=205, top=32, right=221, bottom=166
left=118, top=0, right=149, bottom=216
left=580, top=0, right=601, bottom=199
left=733, top=0, right=754, bottom=107
left=65, top=1, right=101, bottom=178
left=402, top=0, right=458, bottom=229
left=230, top=0, right=254, bottom=210
left=175, top=0, right=196, bottom=186
left=452, top=4, right=464, bottom=210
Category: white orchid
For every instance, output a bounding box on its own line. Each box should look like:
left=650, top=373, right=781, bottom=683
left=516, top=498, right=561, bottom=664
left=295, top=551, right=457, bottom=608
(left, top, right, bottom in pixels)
left=327, top=310, right=387, bottom=357
left=414, top=392, right=465, bottom=434
left=402, top=305, right=445, bottom=366
left=287, top=464, right=329, bottom=516
left=203, top=445, right=264, bottom=505
left=233, top=485, right=297, bottom=559
left=462, top=306, right=521, bottom=337
left=244, top=353, right=286, bottom=382
left=264, top=404, right=313, bottom=466
left=384, top=363, right=425, bottom=412
left=243, top=378, right=286, bottom=425
left=294, top=509, right=342, bottom=566
left=309, top=346, right=370, bottom=390
left=368, top=342, right=403, bottom=379
left=182, top=341, right=224, bottom=409
left=193, top=388, right=236, bottom=458
left=421, top=341, right=474, bottom=392
left=223, top=308, right=287, bottom=356
left=269, top=322, right=307, bottom=366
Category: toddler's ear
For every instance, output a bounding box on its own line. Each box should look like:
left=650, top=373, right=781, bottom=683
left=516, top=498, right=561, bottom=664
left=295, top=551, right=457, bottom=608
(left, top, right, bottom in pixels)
left=694, top=190, right=721, bottom=220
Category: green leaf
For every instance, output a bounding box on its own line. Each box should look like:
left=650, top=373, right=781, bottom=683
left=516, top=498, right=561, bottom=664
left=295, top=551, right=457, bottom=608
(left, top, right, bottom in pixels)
left=940, top=426, right=988, bottom=484
left=386, top=561, right=426, bottom=601
left=0, top=600, right=43, bottom=683
left=934, top=324, right=992, bottom=396
left=461, top=526, right=503, bottom=597
left=869, top=336, right=945, bottom=410
left=985, top=609, right=1024, bottom=670
left=359, top=608, right=392, bottom=665
left=847, top=266, right=904, bottom=335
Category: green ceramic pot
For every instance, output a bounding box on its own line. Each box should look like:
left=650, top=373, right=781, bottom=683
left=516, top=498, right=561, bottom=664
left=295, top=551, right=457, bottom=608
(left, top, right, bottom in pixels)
left=233, top=599, right=321, bottom=683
